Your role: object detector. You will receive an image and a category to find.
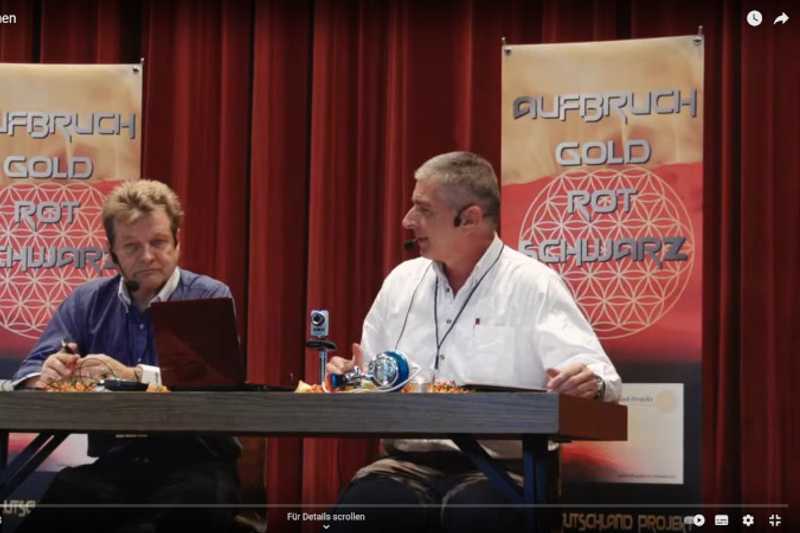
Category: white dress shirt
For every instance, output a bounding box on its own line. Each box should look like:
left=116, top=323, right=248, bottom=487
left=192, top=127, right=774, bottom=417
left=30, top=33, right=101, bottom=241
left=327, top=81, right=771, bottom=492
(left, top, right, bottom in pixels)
left=361, top=234, right=621, bottom=458
left=117, top=266, right=182, bottom=309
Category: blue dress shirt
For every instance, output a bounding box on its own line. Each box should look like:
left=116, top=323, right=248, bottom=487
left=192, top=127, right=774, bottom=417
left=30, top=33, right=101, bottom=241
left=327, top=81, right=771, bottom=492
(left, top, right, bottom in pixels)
left=12, top=268, right=239, bottom=459
left=13, top=268, right=232, bottom=382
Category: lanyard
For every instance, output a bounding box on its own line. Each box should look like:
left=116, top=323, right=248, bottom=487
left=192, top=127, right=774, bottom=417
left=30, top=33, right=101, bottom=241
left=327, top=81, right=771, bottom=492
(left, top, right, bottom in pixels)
left=433, top=244, right=504, bottom=370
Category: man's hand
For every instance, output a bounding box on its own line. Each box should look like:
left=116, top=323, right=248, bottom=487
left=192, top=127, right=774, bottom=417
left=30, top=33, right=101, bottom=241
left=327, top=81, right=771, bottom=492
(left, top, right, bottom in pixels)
left=32, top=343, right=81, bottom=389
left=77, top=355, right=136, bottom=382
left=546, top=362, right=602, bottom=399
left=325, top=343, right=364, bottom=375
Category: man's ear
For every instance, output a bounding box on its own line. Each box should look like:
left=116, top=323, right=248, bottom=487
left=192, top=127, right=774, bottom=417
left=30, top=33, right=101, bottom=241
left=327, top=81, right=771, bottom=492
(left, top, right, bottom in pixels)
left=459, top=205, right=483, bottom=227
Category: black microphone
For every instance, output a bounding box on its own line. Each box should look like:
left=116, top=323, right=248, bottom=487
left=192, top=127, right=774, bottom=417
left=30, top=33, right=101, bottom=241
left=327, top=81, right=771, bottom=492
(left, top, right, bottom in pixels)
left=111, top=250, right=140, bottom=293
left=403, top=239, right=417, bottom=251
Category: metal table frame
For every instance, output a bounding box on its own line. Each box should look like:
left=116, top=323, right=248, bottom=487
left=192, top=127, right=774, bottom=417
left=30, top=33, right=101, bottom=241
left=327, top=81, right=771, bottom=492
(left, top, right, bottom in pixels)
left=1, top=392, right=627, bottom=532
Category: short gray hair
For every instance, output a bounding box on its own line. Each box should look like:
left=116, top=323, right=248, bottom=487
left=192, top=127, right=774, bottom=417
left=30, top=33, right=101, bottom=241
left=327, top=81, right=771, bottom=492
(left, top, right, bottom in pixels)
left=414, top=151, right=500, bottom=227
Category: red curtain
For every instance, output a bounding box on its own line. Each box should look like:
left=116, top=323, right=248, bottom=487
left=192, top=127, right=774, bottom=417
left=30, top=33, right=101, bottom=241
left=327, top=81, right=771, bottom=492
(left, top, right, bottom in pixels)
left=248, top=0, right=313, bottom=521
left=1, top=0, right=797, bottom=529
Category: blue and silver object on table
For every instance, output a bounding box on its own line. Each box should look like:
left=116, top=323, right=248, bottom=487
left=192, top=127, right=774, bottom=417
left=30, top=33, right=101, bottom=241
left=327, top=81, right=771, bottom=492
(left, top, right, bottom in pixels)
left=330, top=350, right=418, bottom=392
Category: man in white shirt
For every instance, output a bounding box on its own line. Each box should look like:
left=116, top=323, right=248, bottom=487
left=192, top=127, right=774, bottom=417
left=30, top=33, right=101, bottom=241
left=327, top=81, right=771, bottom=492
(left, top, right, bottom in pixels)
left=327, top=151, right=621, bottom=532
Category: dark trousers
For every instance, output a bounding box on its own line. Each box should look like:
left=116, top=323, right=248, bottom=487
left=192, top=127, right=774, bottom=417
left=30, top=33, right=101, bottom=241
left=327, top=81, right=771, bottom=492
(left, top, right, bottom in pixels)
left=16, top=446, right=240, bottom=533
left=327, top=451, right=560, bottom=533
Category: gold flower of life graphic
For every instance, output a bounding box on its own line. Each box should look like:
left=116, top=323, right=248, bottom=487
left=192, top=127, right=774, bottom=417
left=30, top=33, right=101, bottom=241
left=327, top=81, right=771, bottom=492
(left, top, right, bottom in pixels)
left=0, top=182, right=110, bottom=339
left=518, top=166, right=695, bottom=339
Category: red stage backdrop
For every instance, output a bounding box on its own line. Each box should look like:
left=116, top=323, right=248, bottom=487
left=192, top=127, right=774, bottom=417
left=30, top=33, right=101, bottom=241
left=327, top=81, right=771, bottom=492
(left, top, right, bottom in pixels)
left=0, top=62, right=142, bottom=470
left=2, top=3, right=796, bottom=531
left=501, top=35, right=703, bottom=530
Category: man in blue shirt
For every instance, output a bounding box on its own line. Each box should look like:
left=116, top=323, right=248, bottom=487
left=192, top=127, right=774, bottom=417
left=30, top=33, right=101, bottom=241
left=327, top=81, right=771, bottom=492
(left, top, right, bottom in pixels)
left=13, top=180, right=241, bottom=533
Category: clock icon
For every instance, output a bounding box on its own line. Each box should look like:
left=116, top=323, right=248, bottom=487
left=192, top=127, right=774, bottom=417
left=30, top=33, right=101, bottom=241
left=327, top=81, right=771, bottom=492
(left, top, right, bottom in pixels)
left=746, top=10, right=763, bottom=26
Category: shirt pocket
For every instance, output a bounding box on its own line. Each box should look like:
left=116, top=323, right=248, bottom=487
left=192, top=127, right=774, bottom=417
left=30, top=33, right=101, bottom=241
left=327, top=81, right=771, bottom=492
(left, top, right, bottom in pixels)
left=466, top=325, right=516, bottom=384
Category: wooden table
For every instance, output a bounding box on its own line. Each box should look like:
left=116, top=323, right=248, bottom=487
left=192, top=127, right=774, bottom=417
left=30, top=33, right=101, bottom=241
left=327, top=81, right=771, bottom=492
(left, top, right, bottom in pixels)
left=0, top=391, right=627, bottom=532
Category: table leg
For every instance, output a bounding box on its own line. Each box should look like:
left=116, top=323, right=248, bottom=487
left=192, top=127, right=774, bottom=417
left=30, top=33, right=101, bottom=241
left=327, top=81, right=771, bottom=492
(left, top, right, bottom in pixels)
left=523, top=435, right=550, bottom=533
left=451, top=435, right=550, bottom=533
left=0, top=431, right=6, bottom=533
left=0, top=432, right=68, bottom=501
left=0, top=431, right=7, bottom=469
left=451, top=435, right=525, bottom=505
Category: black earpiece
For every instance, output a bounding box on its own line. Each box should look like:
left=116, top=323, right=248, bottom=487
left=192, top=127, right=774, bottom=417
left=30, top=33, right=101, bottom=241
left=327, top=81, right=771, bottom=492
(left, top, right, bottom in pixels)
left=109, top=249, right=140, bottom=293
left=453, top=205, right=472, bottom=227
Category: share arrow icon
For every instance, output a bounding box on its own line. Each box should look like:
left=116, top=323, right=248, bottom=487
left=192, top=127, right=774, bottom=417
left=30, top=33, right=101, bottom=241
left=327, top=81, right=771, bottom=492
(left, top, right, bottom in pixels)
left=774, top=12, right=789, bottom=25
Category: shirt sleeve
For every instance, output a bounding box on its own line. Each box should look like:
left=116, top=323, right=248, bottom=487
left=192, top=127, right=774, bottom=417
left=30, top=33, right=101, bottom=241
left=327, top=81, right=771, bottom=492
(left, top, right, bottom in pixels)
left=532, top=272, right=622, bottom=402
left=12, top=289, right=86, bottom=384
left=188, top=278, right=235, bottom=315
left=200, top=281, right=240, bottom=348
left=207, top=283, right=233, bottom=300
left=360, top=277, right=391, bottom=361
left=213, top=284, right=236, bottom=321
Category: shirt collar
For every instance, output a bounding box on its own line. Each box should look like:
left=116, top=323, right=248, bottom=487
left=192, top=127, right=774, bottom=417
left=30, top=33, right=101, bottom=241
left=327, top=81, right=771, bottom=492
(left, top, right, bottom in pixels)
left=432, top=233, right=504, bottom=292
left=117, top=266, right=181, bottom=310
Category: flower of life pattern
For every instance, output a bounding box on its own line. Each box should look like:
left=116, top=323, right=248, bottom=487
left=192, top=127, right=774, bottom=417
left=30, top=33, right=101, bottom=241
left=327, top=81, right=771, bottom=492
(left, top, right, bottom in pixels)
left=0, top=182, right=109, bottom=339
left=518, top=167, right=695, bottom=339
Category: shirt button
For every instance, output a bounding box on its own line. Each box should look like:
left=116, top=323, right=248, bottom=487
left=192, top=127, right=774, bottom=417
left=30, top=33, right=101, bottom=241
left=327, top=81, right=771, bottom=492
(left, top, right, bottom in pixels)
left=439, top=354, right=446, bottom=361
left=446, top=319, right=452, bottom=324
left=139, top=324, right=145, bottom=330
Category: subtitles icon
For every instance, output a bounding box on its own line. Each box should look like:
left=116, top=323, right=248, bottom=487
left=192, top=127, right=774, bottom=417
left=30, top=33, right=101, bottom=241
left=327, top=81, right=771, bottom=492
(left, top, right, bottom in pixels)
left=746, top=10, right=763, bottom=26
left=714, top=514, right=729, bottom=526
left=743, top=514, right=755, bottom=527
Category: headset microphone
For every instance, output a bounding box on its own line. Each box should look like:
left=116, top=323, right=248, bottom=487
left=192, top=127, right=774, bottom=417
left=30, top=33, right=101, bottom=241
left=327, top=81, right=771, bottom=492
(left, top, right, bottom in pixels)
left=124, top=279, right=141, bottom=293
left=403, top=239, right=417, bottom=251
left=110, top=251, right=140, bottom=293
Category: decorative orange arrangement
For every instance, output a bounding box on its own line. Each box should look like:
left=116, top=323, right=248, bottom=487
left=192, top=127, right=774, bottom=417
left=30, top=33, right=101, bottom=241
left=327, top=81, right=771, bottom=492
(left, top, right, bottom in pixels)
left=294, top=380, right=326, bottom=393
left=401, top=380, right=470, bottom=393
left=430, top=381, right=470, bottom=394
left=45, top=359, right=170, bottom=393
left=45, top=357, right=110, bottom=392
left=46, top=380, right=170, bottom=393
left=46, top=379, right=96, bottom=392
left=294, top=379, right=469, bottom=394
